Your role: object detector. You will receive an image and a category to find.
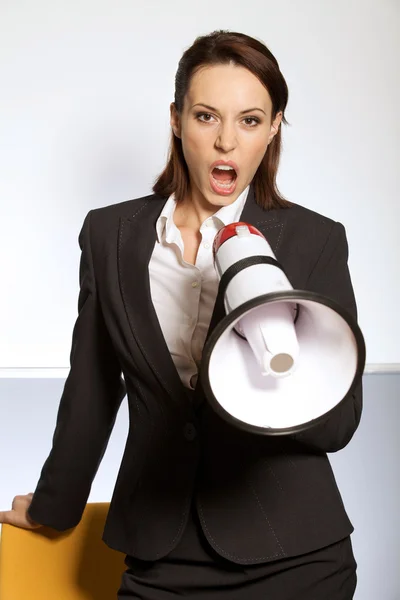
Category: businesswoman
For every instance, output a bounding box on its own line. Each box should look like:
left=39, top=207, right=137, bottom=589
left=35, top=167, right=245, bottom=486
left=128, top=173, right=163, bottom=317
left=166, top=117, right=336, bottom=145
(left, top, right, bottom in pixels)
left=0, top=30, right=362, bottom=599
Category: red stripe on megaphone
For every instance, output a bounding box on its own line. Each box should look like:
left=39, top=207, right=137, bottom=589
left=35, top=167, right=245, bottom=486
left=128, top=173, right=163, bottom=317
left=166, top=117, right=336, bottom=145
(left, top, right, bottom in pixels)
left=212, top=222, right=265, bottom=257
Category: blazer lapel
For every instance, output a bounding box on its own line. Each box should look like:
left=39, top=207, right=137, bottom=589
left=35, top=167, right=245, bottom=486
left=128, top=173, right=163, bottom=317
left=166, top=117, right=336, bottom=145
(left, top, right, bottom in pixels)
left=240, top=184, right=286, bottom=255
left=117, top=197, right=188, bottom=403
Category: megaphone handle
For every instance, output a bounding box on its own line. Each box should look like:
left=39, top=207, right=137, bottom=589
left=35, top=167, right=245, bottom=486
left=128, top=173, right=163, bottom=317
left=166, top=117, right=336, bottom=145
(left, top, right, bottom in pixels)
left=218, top=255, right=287, bottom=299
left=195, top=256, right=288, bottom=411
left=207, top=255, right=288, bottom=341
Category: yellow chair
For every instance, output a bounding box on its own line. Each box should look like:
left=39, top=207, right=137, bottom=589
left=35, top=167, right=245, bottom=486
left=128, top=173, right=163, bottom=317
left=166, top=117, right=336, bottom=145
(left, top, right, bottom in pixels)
left=0, top=503, right=126, bottom=600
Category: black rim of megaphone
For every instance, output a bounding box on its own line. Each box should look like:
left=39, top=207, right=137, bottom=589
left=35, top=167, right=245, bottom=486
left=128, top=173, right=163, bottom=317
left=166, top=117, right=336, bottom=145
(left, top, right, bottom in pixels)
left=200, top=290, right=366, bottom=436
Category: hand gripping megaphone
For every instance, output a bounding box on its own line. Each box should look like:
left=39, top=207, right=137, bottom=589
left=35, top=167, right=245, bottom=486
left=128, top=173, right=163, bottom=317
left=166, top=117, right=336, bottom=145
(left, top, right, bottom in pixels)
left=199, top=222, right=366, bottom=435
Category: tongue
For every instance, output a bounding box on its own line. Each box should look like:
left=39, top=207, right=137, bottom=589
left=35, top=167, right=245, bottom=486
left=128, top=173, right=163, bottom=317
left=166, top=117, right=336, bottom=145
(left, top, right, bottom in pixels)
left=212, top=167, right=235, bottom=182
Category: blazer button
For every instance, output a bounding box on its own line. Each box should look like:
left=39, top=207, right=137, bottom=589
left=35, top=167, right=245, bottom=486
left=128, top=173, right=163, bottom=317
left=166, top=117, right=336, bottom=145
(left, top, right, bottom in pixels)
left=183, top=422, right=197, bottom=441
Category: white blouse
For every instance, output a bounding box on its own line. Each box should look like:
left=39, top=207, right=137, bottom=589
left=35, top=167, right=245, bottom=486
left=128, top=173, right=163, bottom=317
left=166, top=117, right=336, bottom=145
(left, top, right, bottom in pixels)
left=149, top=185, right=250, bottom=389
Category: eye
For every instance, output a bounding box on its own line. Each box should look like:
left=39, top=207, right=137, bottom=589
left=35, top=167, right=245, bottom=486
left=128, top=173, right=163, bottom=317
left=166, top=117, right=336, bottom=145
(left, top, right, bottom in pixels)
left=196, top=112, right=216, bottom=123
left=242, top=117, right=261, bottom=127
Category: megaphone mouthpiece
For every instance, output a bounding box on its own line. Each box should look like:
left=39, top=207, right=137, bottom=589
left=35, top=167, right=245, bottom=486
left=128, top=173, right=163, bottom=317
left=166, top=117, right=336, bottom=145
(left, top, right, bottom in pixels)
left=266, top=352, right=295, bottom=377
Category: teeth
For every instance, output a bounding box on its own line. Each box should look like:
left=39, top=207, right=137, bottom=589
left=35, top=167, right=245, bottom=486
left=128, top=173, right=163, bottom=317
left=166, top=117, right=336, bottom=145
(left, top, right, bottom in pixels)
left=212, top=176, right=235, bottom=188
left=214, top=165, right=234, bottom=170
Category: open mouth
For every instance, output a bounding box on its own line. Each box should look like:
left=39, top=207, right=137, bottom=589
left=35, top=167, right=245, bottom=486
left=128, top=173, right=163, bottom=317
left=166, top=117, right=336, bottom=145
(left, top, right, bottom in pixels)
left=210, top=165, right=238, bottom=195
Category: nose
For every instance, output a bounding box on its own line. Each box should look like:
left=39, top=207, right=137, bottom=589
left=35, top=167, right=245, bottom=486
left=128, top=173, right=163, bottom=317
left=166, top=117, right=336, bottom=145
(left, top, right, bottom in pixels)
left=215, top=122, right=237, bottom=152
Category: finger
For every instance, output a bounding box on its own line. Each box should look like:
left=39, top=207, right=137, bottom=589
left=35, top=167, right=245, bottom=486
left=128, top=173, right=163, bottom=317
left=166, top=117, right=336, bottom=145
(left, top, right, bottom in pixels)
left=0, top=510, right=13, bottom=525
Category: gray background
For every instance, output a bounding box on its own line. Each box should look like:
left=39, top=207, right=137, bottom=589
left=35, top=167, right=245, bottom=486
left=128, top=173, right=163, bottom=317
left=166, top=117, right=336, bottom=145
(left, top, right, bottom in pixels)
left=0, top=373, right=399, bottom=599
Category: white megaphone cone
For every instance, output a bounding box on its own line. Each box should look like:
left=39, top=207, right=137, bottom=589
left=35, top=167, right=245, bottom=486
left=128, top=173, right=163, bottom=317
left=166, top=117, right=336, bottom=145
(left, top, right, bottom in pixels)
left=199, top=222, right=366, bottom=435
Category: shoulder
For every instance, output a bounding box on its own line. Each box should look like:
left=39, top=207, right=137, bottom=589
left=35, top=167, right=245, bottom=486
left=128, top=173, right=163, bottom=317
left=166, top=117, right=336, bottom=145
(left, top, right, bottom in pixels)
left=82, top=192, right=166, bottom=242
left=282, top=201, right=345, bottom=251
left=273, top=202, right=350, bottom=285
left=90, top=192, right=165, bottom=222
left=284, top=201, right=337, bottom=231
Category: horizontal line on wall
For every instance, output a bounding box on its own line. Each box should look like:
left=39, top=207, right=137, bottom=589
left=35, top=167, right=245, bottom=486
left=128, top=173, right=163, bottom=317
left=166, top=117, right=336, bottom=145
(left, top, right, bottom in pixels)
left=0, top=368, right=70, bottom=378
left=0, top=364, right=399, bottom=378
left=363, top=364, right=400, bottom=374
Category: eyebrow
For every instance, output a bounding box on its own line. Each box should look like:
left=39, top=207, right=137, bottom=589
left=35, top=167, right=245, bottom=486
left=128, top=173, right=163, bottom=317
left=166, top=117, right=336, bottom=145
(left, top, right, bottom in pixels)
left=191, top=103, right=266, bottom=116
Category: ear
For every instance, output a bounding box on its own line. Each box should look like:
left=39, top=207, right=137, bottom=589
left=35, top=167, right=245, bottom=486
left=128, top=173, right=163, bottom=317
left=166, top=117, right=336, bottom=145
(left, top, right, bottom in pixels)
left=170, top=102, right=182, bottom=139
left=268, top=111, right=283, bottom=144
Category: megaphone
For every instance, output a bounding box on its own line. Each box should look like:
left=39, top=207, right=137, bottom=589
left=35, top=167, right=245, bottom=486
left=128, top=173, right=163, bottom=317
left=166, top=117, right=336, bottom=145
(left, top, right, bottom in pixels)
left=200, top=222, right=366, bottom=435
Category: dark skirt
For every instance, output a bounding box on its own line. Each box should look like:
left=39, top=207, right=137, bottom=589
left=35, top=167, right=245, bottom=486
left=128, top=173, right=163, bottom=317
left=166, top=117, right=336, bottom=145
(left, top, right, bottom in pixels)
left=117, top=501, right=357, bottom=599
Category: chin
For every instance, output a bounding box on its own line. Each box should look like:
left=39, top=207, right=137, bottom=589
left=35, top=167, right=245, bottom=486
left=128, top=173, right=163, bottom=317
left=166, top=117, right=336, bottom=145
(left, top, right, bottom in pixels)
left=206, top=183, right=245, bottom=205
left=210, top=187, right=245, bottom=206
left=207, top=191, right=231, bottom=202
left=210, top=196, right=237, bottom=206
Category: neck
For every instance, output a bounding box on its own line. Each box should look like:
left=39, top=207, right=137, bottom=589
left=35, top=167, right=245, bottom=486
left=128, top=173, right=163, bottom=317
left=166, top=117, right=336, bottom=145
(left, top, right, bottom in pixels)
left=174, top=185, right=239, bottom=232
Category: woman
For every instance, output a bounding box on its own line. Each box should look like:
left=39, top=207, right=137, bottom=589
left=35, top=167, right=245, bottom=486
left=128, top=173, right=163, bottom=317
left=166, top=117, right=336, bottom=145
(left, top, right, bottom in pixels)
left=0, top=30, right=361, bottom=598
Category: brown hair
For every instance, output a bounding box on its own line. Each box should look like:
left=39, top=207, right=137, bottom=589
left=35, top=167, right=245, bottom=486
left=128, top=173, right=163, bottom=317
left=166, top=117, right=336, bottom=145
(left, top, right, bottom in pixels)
left=153, top=30, right=292, bottom=210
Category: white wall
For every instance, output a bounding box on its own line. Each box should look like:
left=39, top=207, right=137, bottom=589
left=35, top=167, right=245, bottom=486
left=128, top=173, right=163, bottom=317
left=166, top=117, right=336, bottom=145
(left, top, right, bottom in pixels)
left=0, top=0, right=399, bottom=368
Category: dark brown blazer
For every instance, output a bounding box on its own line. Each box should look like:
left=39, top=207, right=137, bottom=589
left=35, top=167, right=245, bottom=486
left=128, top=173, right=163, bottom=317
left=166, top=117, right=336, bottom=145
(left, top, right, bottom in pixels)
left=28, top=184, right=362, bottom=564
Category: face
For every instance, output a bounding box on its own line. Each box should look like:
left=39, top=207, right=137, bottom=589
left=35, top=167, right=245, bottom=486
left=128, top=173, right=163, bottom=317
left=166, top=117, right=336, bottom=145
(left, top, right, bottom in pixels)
left=170, top=62, right=282, bottom=209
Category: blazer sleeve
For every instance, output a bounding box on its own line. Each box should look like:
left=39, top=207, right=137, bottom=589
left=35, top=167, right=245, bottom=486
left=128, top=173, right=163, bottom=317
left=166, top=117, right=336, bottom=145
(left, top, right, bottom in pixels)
left=290, top=220, right=363, bottom=453
left=28, top=211, right=126, bottom=530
